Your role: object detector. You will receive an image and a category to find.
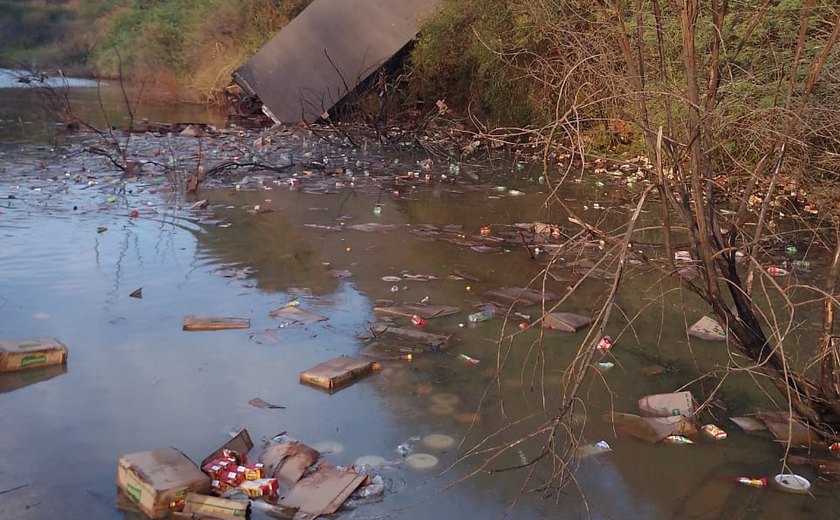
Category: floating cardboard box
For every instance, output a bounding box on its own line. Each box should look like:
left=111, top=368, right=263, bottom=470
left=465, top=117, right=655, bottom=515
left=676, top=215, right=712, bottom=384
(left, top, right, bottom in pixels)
left=183, top=316, right=250, bottom=331
left=117, top=448, right=211, bottom=519
left=269, top=305, right=328, bottom=325
left=177, top=493, right=250, bottom=519
left=300, top=357, right=380, bottom=391
left=259, top=441, right=320, bottom=487
left=543, top=312, right=593, bottom=332
left=369, top=323, right=452, bottom=350
left=755, top=410, right=821, bottom=447
left=486, top=286, right=558, bottom=305
left=117, top=430, right=253, bottom=519
left=0, top=338, right=68, bottom=373
left=688, top=316, right=726, bottom=341
left=373, top=302, right=461, bottom=319
left=638, top=391, right=697, bottom=418
left=280, top=462, right=368, bottom=518
left=603, top=412, right=697, bottom=443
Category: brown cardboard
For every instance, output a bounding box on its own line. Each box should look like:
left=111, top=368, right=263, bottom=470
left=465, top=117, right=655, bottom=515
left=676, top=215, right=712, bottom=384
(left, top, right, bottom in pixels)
left=730, top=416, right=767, bottom=433
left=755, top=410, right=821, bottom=447
left=259, top=441, right=320, bottom=486
left=182, top=316, right=250, bottom=331
left=269, top=305, right=328, bottom=325
left=486, top=286, right=558, bottom=305
left=181, top=493, right=249, bottom=519
left=542, top=312, right=593, bottom=332
left=117, top=447, right=211, bottom=519
left=279, top=463, right=368, bottom=517
left=638, top=391, right=697, bottom=418
left=369, top=323, right=452, bottom=350
left=603, top=412, right=697, bottom=443
left=0, top=338, right=68, bottom=373
left=373, top=303, right=461, bottom=319
left=199, top=429, right=254, bottom=468
left=688, top=316, right=726, bottom=341
left=300, top=357, right=380, bottom=391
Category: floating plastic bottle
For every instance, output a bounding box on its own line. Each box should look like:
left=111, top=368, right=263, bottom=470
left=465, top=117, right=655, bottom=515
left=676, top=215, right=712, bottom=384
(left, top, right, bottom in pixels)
left=467, top=310, right=495, bottom=323
left=767, top=266, right=789, bottom=276
left=663, top=435, right=694, bottom=445
left=458, top=353, right=480, bottom=365
left=411, top=315, right=426, bottom=327
left=735, top=476, right=768, bottom=488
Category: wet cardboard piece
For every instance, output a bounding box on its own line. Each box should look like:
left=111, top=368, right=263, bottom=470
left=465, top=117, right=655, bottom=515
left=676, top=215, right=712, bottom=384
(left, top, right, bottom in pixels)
left=279, top=462, right=368, bottom=518
left=269, top=305, right=328, bottom=325
left=788, top=454, right=840, bottom=481
left=0, top=363, right=67, bottom=393
left=754, top=410, right=821, bottom=447
left=603, top=412, right=697, bottom=443
left=370, top=323, right=452, bottom=350
left=373, top=302, right=461, bottom=319
left=638, top=391, right=697, bottom=419
left=543, top=312, right=593, bottom=332
left=729, top=416, right=767, bottom=433
left=299, top=356, right=380, bottom=391
left=688, top=316, right=726, bottom=341
left=178, top=493, right=250, bottom=519
left=117, top=448, right=211, bottom=519
left=259, top=441, right=320, bottom=486
left=486, top=286, right=558, bottom=305
left=183, top=316, right=250, bottom=331
left=0, top=338, right=68, bottom=373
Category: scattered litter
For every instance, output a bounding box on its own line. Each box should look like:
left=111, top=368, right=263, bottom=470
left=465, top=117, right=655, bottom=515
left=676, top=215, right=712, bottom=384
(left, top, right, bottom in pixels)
left=368, top=323, right=452, bottom=350
left=701, top=424, right=727, bottom=440
left=730, top=416, right=767, bottom=433
left=406, top=453, right=439, bottom=470
left=129, top=287, right=143, bottom=299
left=595, top=361, right=614, bottom=371
left=543, top=312, right=593, bottom=332
left=735, top=477, right=767, bottom=488
left=772, top=473, right=810, bottom=494
left=663, top=435, right=694, bottom=445
left=182, top=316, right=250, bottom=331
left=0, top=338, right=68, bottom=372
left=457, top=353, right=480, bottom=365
left=767, top=265, right=789, bottom=277
left=595, top=335, right=613, bottom=355
left=576, top=440, right=612, bottom=459
left=467, top=309, right=495, bottom=323
left=97, top=226, right=107, bottom=233
left=411, top=315, right=426, bottom=327
left=374, top=302, right=461, bottom=319
left=674, top=250, right=692, bottom=262
left=603, top=412, right=696, bottom=443
left=381, top=276, right=402, bottom=282
left=212, top=266, right=257, bottom=279
left=299, top=357, right=381, bottom=392
left=688, top=316, right=725, bottom=341
left=755, top=409, right=821, bottom=446
left=248, top=397, right=285, bottom=410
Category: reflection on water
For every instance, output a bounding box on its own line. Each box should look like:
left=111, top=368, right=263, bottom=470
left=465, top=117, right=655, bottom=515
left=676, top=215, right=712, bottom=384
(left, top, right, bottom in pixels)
left=0, top=68, right=228, bottom=145
left=0, top=96, right=835, bottom=519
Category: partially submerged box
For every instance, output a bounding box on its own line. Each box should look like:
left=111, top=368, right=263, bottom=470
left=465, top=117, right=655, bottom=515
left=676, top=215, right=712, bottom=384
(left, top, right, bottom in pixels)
left=300, top=356, right=380, bottom=391
left=117, top=448, right=211, bottom=519
left=638, top=391, right=697, bottom=418
left=176, top=493, right=250, bottom=519
left=0, top=338, right=68, bottom=373
left=543, top=312, right=593, bottom=332
left=117, top=430, right=254, bottom=519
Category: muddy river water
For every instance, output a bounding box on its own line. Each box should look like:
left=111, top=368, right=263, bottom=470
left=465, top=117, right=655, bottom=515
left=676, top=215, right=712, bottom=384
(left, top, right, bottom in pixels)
left=0, top=77, right=837, bottom=519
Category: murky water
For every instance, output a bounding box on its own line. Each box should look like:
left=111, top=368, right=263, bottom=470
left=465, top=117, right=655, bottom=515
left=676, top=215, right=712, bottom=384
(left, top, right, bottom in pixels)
left=0, top=84, right=836, bottom=520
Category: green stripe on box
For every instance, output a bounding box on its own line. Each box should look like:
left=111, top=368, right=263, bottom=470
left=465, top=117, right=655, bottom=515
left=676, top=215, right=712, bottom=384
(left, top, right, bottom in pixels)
left=20, top=354, right=47, bottom=368
left=126, top=483, right=142, bottom=503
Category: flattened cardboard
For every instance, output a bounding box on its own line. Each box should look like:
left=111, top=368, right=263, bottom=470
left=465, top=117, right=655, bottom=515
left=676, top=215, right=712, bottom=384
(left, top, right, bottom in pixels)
left=688, top=316, right=726, bottom=341
left=369, top=323, right=452, bottom=350
left=730, top=416, right=767, bottom=433
left=300, top=357, right=380, bottom=391
left=373, top=302, right=461, bottom=319
left=638, top=391, right=697, bottom=418
left=486, top=286, right=557, bottom=305
left=0, top=338, right=68, bottom=372
left=755, top=410, right=821, bottom=447
left=0, top=363, right=67, bottom=393
left=183, top=316, right=250, bottom=331
left=543, top=312, right=593, bottom=332
left=279, top=463, right=368, bottom=517
left=181, top=493, right=249, bottom=519
left=117, top=447, right=211, bottom=519
left=269, top=305, right=328, bottom=325
left=259, top=441, right=320, bottom=486
left=603, top=412, right=697, bottom=443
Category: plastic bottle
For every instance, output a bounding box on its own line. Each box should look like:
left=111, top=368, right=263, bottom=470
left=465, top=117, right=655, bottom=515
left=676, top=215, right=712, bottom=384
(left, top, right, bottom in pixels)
left=458, top=353, right=480, bottom=365
left=663, top=435, right=694, bottom=445
left=467, top=310, right=495, bottom=323
left=735, top=477, right=768, bottom=488
left=767, top=266, right=790, bottom=276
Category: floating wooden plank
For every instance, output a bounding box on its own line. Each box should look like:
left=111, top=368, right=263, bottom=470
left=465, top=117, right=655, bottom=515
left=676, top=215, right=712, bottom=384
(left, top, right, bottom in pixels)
left=486, top=286, right=557, bottom=305
left=374, top=303, right=461, bottom=320
left=543, top=312, right=593, bottom=332
left=233, top=0, right=440, bottom=123
left=688, top=316, right=726, bottom=341
left=269, top=305, right=328, bottom=325
left=182, top=316, right=250, bottom=331
left=370, top=323, right=452, bottom=350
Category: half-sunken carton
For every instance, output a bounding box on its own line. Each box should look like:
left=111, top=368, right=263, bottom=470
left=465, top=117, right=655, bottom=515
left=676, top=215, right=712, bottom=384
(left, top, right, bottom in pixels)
left=117, top=430, right=253, bottom=519
left=0, top=338, right=68, bottom=372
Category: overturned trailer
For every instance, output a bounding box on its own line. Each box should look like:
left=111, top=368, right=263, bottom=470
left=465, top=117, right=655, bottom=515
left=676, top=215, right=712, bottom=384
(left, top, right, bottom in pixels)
left=232, top=0, right=440, bottom=124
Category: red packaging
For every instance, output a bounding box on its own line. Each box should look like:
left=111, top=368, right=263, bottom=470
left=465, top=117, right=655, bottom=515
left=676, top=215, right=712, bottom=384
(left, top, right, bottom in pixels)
left=201, top=460, right=226, bottom=480
left=411, top=315, right=426, bottom=327
left=218, top=470, right=245, bottom=487
left=240, top=463, right=264, bottom=481
left=239, top=478, right=279, bottom=498
left=210, top=479, right=234, bottom=495
left=829, top=442, right=840, bottom=453
left=480, top=226, right=492, bottom=237
left=222, top=448, right=247, bottom=465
